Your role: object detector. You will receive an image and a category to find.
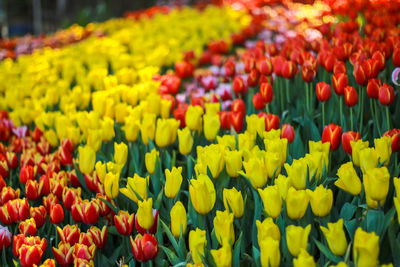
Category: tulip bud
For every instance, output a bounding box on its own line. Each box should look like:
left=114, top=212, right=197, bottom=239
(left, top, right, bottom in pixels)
left=57, top=225, right=80, bottom=245
left=359, top=147, right=379, bottom=174
left=374, top=136, right=392, bottom=165
left=320, top=219, right=347, bottom=256
left=258, top=185, right=282, bottom=219
left=78, top=146, right=96, bottom=175
left=344, top=86, right=358, bottom=107
left=104, top=172, right=120, bottom=199
left=189, top=228, right=207, bottom=264
left=53, top=241, right=74, bottom=267
left=281, top=123, right=295, bottom=143
left=224, top=150, right=243, bottom=178
left=322, top=123, right=343, bottom=151
left=114, top=142, right=128, bottom=167
left=383, top=129, right=400, bottom=152
left=332, top=73, right=348, bottom=95
left=253, top=92, right=266, bottom=110
left=130, top=234, right=158, bottom=262
left=145, top=149, right=159, bottom=175
left=379, top=83, right=395, bottom=105
left=155, top=118, right=180, bottom=148
left=260, top=82, right=273, bottom=104
left=19, top=244, right=44, bottom=267
left=135, top=209, right=158, bottom=235
left=0, top=225, right=12, bottom=251
left=306, top=185, right=333, bottom=217
left=302, top=66, right=316, bottom=83
left=213, top=210, right=235, bottom=246
left=316, top=82, right=332, bottom=102
left=286, top=224, right=311, bottom=257
left=285, top=159, right=308, bottom=190
left=223, top=187, right=244, bottom=218
left=333, top=60, right=347, bottom=75
left=233, top=76, right=246, bottom=95
left=165, top=167, right=183, bottom=199
left=353, top=63, right=367, bottom=86
left=231, top=111, right=245, bottom=133
left=353, top=228, right=379, bottom=267
left=260, top=236, right=280, bottom=267
left=170, top=201, right=187, bottom=237
left=120, top=174, right=149, bottom=203
left=177, top=127, right=193, bottom=155
left=242, top=157, right=268, bottom=189
left=30, top=206, right=46, bottom=229
left=140, top=113, right=156, bottom=145
left=137, top=198, right=154, bottom=230
left=49, top=204, right=64, bottom=225
left=341, top=131, right=360, bottom=154
left=19, top=218, right=37, bottom=236
left=211, top=244, right=232, bottom=267
left=364, top=167, right=390, bottom=202
left=285, top=187, right=309, bottom=220
left=335, top=162, right=361, bottom=195
left=203, top=113, right=220, bottom=141
left=293, top=249, right=316, bottom=267
left=256, top=217, right=281, bottom=246
left=367, top=79, right=380, bottom=99
left=189, top=174, right=216, bottom=215
left=350, top=139, right=369, bottom=167
left=113, top=210, right=134, bottom=236
left=185, top=105, right=204, bottom=132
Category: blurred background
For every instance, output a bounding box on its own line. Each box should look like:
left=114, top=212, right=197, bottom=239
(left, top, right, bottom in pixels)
left=0, top=0, right=199, bottom=38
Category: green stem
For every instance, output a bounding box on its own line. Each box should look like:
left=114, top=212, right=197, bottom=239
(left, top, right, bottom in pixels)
left=386, top=106, right=391, bottom=131
left=322, top=102, right=325, bottom=129
left=280, top=79, right=284, bottom=114
left=305, top=83, right=310, bottom=114
left=350, top=108, right=354, bottom=130
left=358, top=87, right=364, bottom=135
left=309, top=82, right=314, bottom=115
left=373, top=101, right=382, bottom=136
left=285, top=78, right=290, bottom=104
left=339, top=96, right=343, bottom=127
left=265, top=104, right=270, bottom=114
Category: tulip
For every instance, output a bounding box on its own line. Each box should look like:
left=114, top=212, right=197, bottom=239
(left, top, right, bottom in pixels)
left=73, top=243, right=96, bottom=261
left=293, top=249, right=316, bottom=267
left=374, top=136, right=392, bottom=165
left=246, top=114, right=265, bottom=136
left=383, top=129, right=400, bottom=152
left=62, top=187, right=81, bottom=210
left=261, top=113, right=280, bottom=132
left=78, top=146, right=96, bottom=175
left=364, top=167, right=390, bottom=202
left=214, top=210, right=235, bottom=246
left=223, top=187, right=244, bottom=218
left=211, top=244, right=232, bottom=267
left=307, top=185, right=333, bottom=217
left=302, top=66, right=316, bottom=83
left=333, top=60, right=347, bottom=75
left=224, top=60, right=235, bottom=77
left=189, top=228, right=207, bottom=264
left=342, top=131, right=360, bottom=154
left=20, top=165, right=35, bottom=185
left=140, top=113, right=156, bottom=145
left=196, top=145, right=224, bottom=179
left=204, top=113, right=220, bottom=141
left=281, top=123, right=295, bottom=143
left=321, top=124, right=342, bottom=151
left=257, top=58, right=273, bottom=75
left=145, top=149, right=159, bottom=175
left=335, top=162, right=362, bottom=195
left=286, top=224, right=311, bottom=257
left=256, top=217, right=281, bottom=246
left=7, top=198, right=29, bottom=223
left=57, top=225, right=80, bottom=245
left=19, top=218, right=37, bottom=236
left=286, top=187, right=309, bottom=220
left=25, top=180, right=40, bottom=201
left=253, top=92, right=266, bottom=110
left=170, top=201, right=187, bottom=237
left=104, top=172, right=120, bottom=199
left=0, top=186, right=20, bottom=206
left=316, top=82, right=332, bottom=102
left=224, top=150, right=243, bottom=178
left=260, top=237, right=280, bottom=267
left=320, top=219, right=347, bottom=256
left=332, top=73, right=348, bottom=95
left=87, top=226, right=107, bottom=249
left=258, top=185, right=282, bottom=219
left=231, top=111, right=245, bottom=133
left=135, top=209, right=158, bottom=235
left=353, top=228, right=379, bottom=267
left=0, top=225, right=12, bottom=250
left=367, top=79, right=380, bottom=99
left=120, top=174, right=149, bottom=203
left=344, top=86, right=358, bottom=107
left=285, top=159, right=308, bottom=190
left=124, top=116, right=140, bottom=142
left=350, top=139, right=369, bottom=167
left=74, top=258, right=94, bottom=267
left=177, top=127, right=193, bottom=155
left=359, top=148, right=378, bottom=174
left=86, top=129, right=103, bottom=152
left=49, top=204, right=64, bottom=224
left=185, top=105, right=204, bottom=132
left=137, top=198, right=154, bottom=230
left=53, top=241, right=74, bottom=267
left=233, top=76, right=246, bottom=95
left=155, top=118, right=180, bottom=147
left=189, top=174, right=216, bottom=215
left=114, top=142, right=128, bottom=167
left=260, top=82, right=273, bottom=103
left=379, top=83, right=395, bottom=105
left=165, top=167, right=183, bottom=198
left=353, top=62, right=367, bottom=86
left=281, top=60, right=298, bottom=79
left=19, top=244, right=44, bottom=267
left=113, top=210, right=134, bottom=236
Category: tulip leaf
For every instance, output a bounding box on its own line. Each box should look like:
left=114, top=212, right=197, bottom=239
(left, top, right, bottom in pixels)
left=98, top=197, right=120, bottom=215
left=255, top=133, right=265, bottom=150
left=291, top=127, right=304, bottom=160
left=388, top=222, right=400, bottom=266
left=233, top=232, right=243, bottom=267
left=366, top=209, right=385, bottom=236
left=340, top=203, right=357, bottom=221
left=129, top=259, right=136, bottom=267
left=344, top=219, right=358, bottom=242
left=73, top=163, right=92, bottom=194
left=160, top=219, right=183, bottom=259
left=1, top=248, right=8, bottom=267
left=148, top=138, right=156, bottom=151
left=383, top=206, right=396, bottom=237
left=160, top=245, right=180, bottom=265
left=313, top=238, right=342, bottom=264
left=178, top=232, right=187, bottom=260
left=252, top=246, right=261, bottom=267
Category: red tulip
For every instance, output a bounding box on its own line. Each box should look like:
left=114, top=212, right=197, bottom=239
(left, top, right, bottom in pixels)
left=130, top=234, right=159, bottom=262
left=323, top=53, right=336, bottom=73
left=353, top=62, right=368, bottom=86
left=232, top=76, right=246, bottom=95
left=50, top=204, right=64, bottom=224
left=94, top=193, right=111, bottom=217
left=73, top=243, right=96, bottom=261
left=114, top=210, right=135, bottom=236
left=0, top=205, right=12, bottom=225
left=53, top=241, right=74, bottom=267
left=367, top=79, right=380, bottom=99
left=173, top=104, right=188, bottom=128
left=0, top=225, right=11, bottom=250
left=383, top=129, right=400, bottom=152
left=272, top=56, right=285, bottom=77
left=372, top=51, right=385, bottom=71
left=43, top=193, right=59, bottom=213
left=393, top=47, right=400, bottom=67
left=13, top=235, right=46, bottom=258
left=231, top=99, right=246, bottom=114
left=19, top=244, right=44, bottom=267
left=248, top=68, right=261, bottom=88
left=31, top=127, right=43, bottom=142
left=379, top=83, right=395, bottom=105
left=281, top=60, right=298, bottom=79
left=253, top=92, right=265, bottom=110
left=175, top=61, right=194, bottom=79
left=316, top=82, right=332, bottom=103
left=81, top=200, right=100, bottom=225
left=37, top=139, right=51, bottom=156
left=341, top=131, right=360, bottom=154
left=344, top=86, right=358, bottom=107
left=20, top=165, right=35, bottom=185
left=6, top=152, right=18, bottom=169
left=78, top=232, right=93, bottom=247
left=30, top=206, right=47, bottom=228
left=322, top=123, right=343, bottom=151
left=7, top=198, right=29, bottom=223
left=19, top=218, right=37, bottom=236
left=258, top=113, right=280, bottom=131
left=87, top=226, right=107, bottom=249
left=231, top=112, right=244, bottom=133
left=301, top=66, right=316, bottom=83
left=224, top=60, right=236, bottom=78
left=332, top=73, right=348, bottom=95
left=57, top=224, right=80, bottom=245
left=333, top=60, right=347, bottom=76
left=260, top=82, right=273, bottom=104
left=135, top=209, right=159, bottom=235
left=281, top=123, right=295, bottom=143
left=60, top=146, right=73, bottom=166
left=0, top=186, right=20, bottom=206
left=84, top=173, right=100, bottom=193
left=25, top=180, right=40, bottom=201
left=257, top=58, right=272, bottom=75
left=0, top=160, right=9, bottom=179
left=62, top=187, right=81, bottom=210
left=220, top=111, right=232, bottom=130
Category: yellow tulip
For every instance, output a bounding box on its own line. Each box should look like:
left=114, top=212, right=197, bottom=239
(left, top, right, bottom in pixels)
left=67, top=127, right=81, bottom=146
left=394, top=177, right=400, bottom=197
left=145, top=149, right=159, bottom=175
left=258, top=185, right=282, bottom=219
left=189, top=174, right=216, bottom=215
left=351, top=139, right=369, bottom=167
left=203, top=113, right=220, bottom=141
left=374, top=136, right=392, bottom=166
left=205, top=102, right=220, bottom=115
left=353, top=227, right=379, bottom=267
left=211, top=244, right=232, bottom=267
left=196, top=144, right=224, bottom=179
left=101, top=117, right=115, bottom=142
left=242, top=157, right=267, bottom=188
left=104, top=172, right=120, bottom=199
left=120, top=174, right=149, bottom=203
left=293, top=250, right=316, bottom=267
left=308, top=140, right=329, bottom=169
left=359, top=148, right=378, bottom=174
left=238, top=131, right=255, bottom=151
left=185, top=105, right=204, bottom=132
left=160, top=99, right=172, bottom=119
left=285, top=159, right=308, bottom=190
left=335, top=162, right=362, bottom=195
left=44, top=129, right=59, bottom=147
left=177, top=127, right=194, bottom=155
left=95, top=161, right=107, bottom=184
left=263, top=129, right=281, bottom=141
left=114, top=142, right=128, bottom=167
left=286, top=187, right=309, bottom=220
left=306, top=185, right=333, bottom=217
left=223, top=187, right=244, bottom=218
left=137, top=198, right=154, bottom=230
left=286, top=224, right=311, bottom=257
left=165, top=167, right=183, bottom=198
left=330, top=262, right=348, bottom=267
left=155, top=118, right=180, bottom=148
left=246, top=114, right=265, bottom=136
left=224, top=150, right=242, bottom=178
left=78, top=145, right=96, bottom=175
left=213, top=210, right=235, bottom=246
left=265, top=138, right=288, bottom=166
left=87, top=129, right=103, bottom=152
left=260, top=237, right=280, bottom=267
left=256, top=217, right=281, bottom=245
left=363, top=167, right=390, bottom=202
left=275, top=174, right=292, bottom=200
left=304, top=152, right=326, bottom=180
left=320, top=219, right=348, bottom=256
left=189, top=228, right=207, bottom=264
left=394, top=196, right=400, bottom=224
left=217, top=135, right=236, bottom=151
left=170, top=201, right=187, bottom=237
left=265, top=152, right=282, bottom=179
left=140, top=113, right=156, bottom=145
left=124, top=116, right=140, bottom=142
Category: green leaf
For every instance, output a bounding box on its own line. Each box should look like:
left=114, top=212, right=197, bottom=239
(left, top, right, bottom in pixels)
left=233, top=232, right=243, bottom=267
left=388, top=222, right=400, bottom=266
left=344, top=219, right=358, bottom=242
left=340, top=203, right=357, bottom=221
left=73, top=163, right=91, bottom=194
left=366, top=209, right=385, bottom=236
left=160, top=245, right=180, bottom=265
left=98, top=197, right=119, bottom=214
left=160, top=219, right=183, bottom=259
left=154, top=188, right=164, bottom=210
left=255, top=133, right=265, bottom=150
left=252, top=246, right=261, bottom=267
left=313, top=238, right=342, bottom=264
